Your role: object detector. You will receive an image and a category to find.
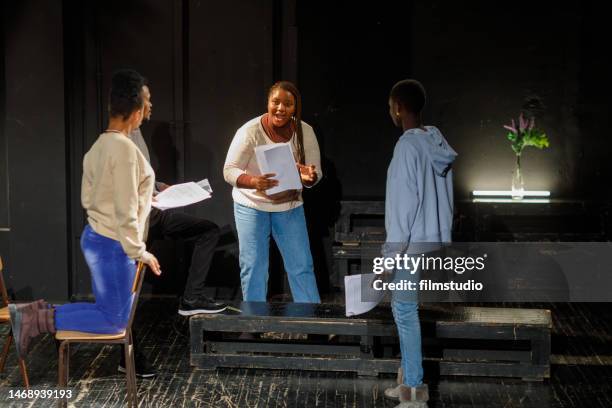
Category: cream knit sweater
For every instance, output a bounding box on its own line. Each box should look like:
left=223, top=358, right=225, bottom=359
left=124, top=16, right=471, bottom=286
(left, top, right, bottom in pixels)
left=81, top=131, right=155, bottom=259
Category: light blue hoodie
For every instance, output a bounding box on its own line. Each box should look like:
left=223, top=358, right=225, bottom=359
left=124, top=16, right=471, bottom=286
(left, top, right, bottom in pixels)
left=384, top=126, right=457, bottom=251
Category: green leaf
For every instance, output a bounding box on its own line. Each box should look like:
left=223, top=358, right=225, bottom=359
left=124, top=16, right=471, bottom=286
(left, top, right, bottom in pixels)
left=522, top=129, right=550, bottom=150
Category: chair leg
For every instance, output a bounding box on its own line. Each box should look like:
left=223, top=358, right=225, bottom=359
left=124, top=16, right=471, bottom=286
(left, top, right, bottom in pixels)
left=66, top=343, right=70, bottom=380
left=2, top=332, right=30, bottom=389
left=58, top=341, right=69, bottom=408
left=18, top=358, right=30, bottom=389
left=0, top=332, right=12, bottom=372
left=124, top=335, right=137, bottom=408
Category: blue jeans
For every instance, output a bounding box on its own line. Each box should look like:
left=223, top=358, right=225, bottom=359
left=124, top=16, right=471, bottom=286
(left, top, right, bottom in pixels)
left=392, top=300, right=423, bottom=387
left=391, top=266, right=423, bottom=387
left=54, top=225, right=136, bottom=334
left=234, top=203, right=320, bottom=303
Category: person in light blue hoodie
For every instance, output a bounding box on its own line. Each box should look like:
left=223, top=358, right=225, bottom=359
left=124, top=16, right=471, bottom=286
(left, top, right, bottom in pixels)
left=382, top=80, right=457, bottom=408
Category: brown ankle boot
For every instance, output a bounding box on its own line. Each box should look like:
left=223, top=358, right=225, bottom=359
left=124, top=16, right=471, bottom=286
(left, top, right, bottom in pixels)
left=398, top=384, right=429, bottom=402
left=384, top=367, right=405, bottom=399
left=33, top=299, right=50, bottom=310
left=8, top=300, right=53, bottom=358
left=37, top=308, right=56, bottom=334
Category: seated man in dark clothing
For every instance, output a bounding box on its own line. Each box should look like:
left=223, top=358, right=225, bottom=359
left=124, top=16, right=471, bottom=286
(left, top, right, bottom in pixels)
left=122, top=83, right=227, bottom=378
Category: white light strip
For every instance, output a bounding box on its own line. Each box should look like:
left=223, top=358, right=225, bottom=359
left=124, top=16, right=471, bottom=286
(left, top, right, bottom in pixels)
left=472, top=190, right=550, bottom=197
left=472, top=198, right=550, bottom=204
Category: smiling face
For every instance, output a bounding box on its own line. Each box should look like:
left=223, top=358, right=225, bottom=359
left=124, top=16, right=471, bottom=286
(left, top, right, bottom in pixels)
left=267, top=88, right=296, bottom=127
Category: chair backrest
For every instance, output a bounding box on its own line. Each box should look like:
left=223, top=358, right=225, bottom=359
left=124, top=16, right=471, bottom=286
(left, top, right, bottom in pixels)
left=0, top=256, right=9, bottom=308
left=126, top=261, right=147, bottom=330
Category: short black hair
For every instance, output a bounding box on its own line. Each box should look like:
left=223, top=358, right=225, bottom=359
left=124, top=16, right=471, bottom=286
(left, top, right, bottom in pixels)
left=390, top=79, right=426, bottom=114
left=109, top=69, right=146, bottom=120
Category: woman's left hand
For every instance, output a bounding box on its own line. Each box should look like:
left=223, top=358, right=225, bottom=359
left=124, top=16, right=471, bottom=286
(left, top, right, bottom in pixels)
left=297, top=163, right=318, bottom=186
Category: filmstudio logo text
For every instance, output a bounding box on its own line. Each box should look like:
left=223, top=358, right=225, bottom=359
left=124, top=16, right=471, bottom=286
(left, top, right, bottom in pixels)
left=371, top=253, right=486, bottom=292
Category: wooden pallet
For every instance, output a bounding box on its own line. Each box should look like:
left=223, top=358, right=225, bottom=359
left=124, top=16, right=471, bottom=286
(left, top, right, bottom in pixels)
left=190, top=302, right=551, bottom=380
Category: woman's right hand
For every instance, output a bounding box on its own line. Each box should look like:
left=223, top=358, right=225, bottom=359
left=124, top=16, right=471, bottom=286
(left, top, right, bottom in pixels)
left=140, top=251, right=162, bottom=276
left=252, top=173, right=279, bottom=191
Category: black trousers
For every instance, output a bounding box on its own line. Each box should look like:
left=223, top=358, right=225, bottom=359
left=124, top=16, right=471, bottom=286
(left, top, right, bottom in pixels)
left=147, top=208, right=220, bottom=300
left=123, top=208, right=220, bottom=363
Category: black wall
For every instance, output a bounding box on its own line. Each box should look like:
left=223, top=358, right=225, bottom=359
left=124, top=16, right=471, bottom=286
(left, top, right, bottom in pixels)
left=298, top=1, right=415, bottom=200
left=0, top=9, right=7, bottom=231
left=187, top=0, right=275, bottom=227
left=2, top=0, right=611, bottom=301
left=409, top=1, right=607, bottom=199
left=2, top=1, right=69, bottom=300
left=298, top=1, right=612, bottom=200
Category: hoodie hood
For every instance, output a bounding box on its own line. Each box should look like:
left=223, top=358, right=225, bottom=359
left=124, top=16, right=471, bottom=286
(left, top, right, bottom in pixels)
left=407, top=126, right=457, bottom=177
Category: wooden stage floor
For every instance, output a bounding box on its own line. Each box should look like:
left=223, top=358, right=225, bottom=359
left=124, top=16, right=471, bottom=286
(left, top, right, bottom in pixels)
left=0, top=300, right=611, bottom=407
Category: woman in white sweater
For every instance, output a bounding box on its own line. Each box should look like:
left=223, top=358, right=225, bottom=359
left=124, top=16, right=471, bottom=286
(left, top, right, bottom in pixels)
left=9, top=70, right=161, bottom=358
left=224, top=81, right=321, bottom=303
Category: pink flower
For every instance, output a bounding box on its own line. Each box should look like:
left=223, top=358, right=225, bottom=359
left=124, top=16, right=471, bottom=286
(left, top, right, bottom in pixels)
left=503, top=117, right=517, bottom=133
left=519, top=113, right=527, bottom=132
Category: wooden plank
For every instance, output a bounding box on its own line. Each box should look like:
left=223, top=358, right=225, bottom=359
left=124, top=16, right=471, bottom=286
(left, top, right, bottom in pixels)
left=440, top=361, right=549, bottom=380
left=197, top=318, right=398, bottom=336
left=192, top=352, right=400, bottom=376
left=530, top=331, right=551, bottom=366
left=443, top=349, right=531, bottom=362
left=191, top=303, right=551, bottom=327
left=206, top=341, right=361, bottom=356
left=436, top=324, right=546, bottom=340
left=438, top=307, right=552, bottom=326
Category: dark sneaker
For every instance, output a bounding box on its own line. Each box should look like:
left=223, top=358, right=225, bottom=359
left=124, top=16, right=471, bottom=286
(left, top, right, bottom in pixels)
left=118, top=353, right=157, bottom=379
left=178, top=297, right=228, bottom=316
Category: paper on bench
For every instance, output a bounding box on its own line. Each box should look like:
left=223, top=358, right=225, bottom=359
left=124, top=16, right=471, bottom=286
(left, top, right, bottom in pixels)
left=344, top=273, right=385, bottom=317
left=254, top=143, right=302, bottom=195
left=152, top=179, right=211, bottom=210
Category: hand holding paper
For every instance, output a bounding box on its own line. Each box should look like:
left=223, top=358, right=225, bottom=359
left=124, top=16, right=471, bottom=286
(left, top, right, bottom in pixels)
left=250, top=173, right=279, bottom=191
left=152, top=178, right=212, bottom=210
left=254, top=143, right=302, bottom=195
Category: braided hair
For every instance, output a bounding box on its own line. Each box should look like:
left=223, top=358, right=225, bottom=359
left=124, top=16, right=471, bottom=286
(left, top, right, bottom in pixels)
left=268, top=81, right=305, bottom=164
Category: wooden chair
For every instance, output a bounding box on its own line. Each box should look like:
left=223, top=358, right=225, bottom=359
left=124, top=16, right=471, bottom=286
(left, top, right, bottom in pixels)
left=0, top=256, right=30, bottom=388
left=56, top=262, right=146, bottom=408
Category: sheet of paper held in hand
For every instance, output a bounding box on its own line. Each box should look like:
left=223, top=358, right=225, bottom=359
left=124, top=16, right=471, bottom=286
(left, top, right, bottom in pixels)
left=152, top=179, right=212, bottom=210
left=344, top=273, right=385, bottom=317
left=254, top=143, right=302, bottom=195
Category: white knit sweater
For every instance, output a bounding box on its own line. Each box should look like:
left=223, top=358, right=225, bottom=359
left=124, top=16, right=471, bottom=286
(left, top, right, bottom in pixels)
left=223, top=115, right=322, bottom=212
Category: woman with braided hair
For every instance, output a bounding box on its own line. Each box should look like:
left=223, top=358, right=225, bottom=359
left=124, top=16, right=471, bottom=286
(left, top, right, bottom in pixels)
left=223, top=81, right=321, bottom=303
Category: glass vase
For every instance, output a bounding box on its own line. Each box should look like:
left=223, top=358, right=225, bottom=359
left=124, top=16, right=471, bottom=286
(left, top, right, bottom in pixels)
left=511, top=155, right=524, bottom=199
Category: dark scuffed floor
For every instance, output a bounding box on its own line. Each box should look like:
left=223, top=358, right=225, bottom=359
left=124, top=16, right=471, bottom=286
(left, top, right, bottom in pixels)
left=0, top=300, right=611, bottom=407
